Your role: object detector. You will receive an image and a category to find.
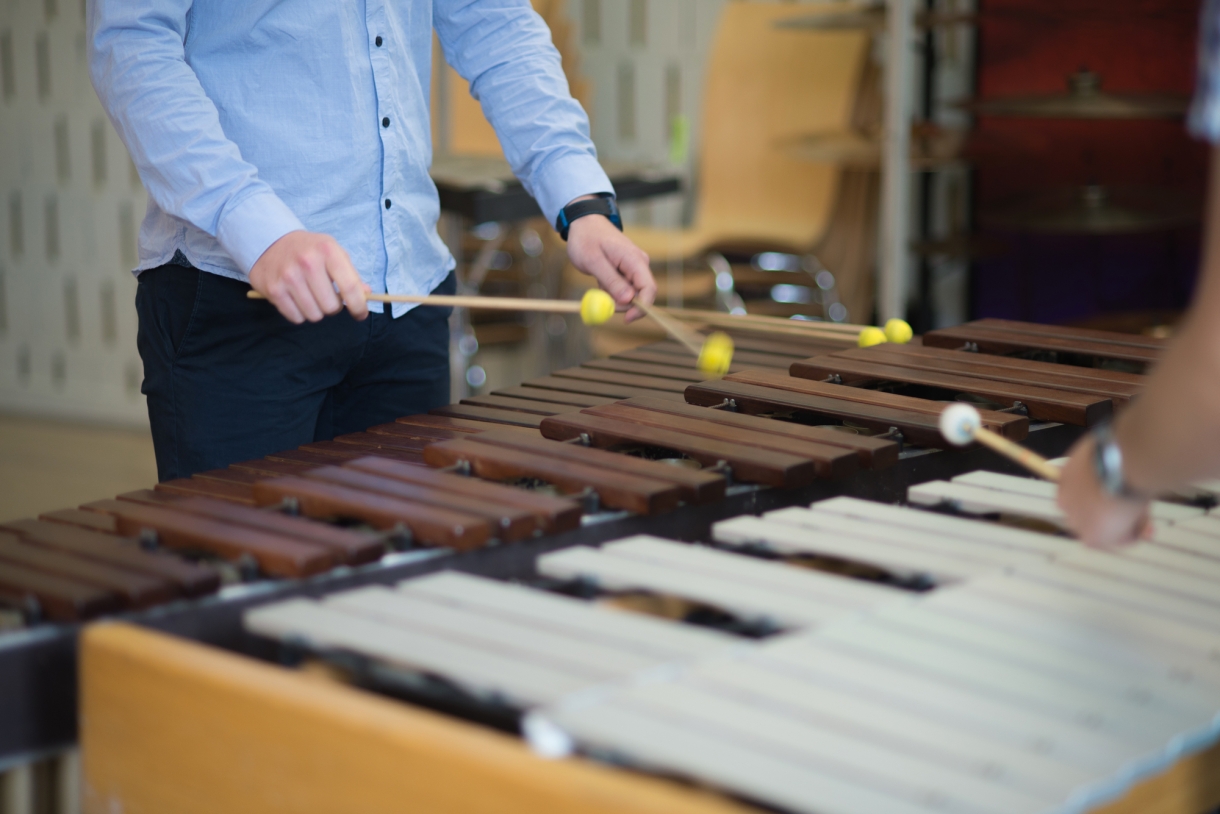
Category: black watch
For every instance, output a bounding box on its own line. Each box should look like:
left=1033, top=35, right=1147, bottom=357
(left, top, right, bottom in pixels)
left=1092, top=421, right=1146, bottom=501
left=556, top=193, right=622, bottom=241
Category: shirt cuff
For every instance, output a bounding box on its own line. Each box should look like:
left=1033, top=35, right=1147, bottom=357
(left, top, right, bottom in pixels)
left=215, top=189, right=307, bottom=275
left=531, top=153, right=616, bottom=228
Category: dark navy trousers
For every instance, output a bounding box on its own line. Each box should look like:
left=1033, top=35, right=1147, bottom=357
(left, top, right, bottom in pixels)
left=135, top=262, right=454, bottom=481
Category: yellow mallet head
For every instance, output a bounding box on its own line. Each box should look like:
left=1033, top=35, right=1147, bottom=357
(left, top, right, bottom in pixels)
left=884, top=318, right=913, bottom=344
left=857, top=326, right=887, bottom=348
left=697, top=331, right=734, bottom=378
left=579, top=289, right=617, bottom=326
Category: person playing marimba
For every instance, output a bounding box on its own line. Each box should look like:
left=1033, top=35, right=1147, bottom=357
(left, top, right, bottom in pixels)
left=87, top=0, right=655, bottom=482
left=1059, top=0, right=1220, bottom=547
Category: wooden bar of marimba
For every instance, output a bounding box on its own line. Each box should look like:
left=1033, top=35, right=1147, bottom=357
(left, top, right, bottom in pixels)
left=922, top=319, right=1164, bottom=368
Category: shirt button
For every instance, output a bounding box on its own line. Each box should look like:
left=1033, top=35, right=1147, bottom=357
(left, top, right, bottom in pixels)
left=385, top=199, right=392, bottom=209
left=375, top=35, right=383, bottom=47
left=382, top=116, right=390, bottom=128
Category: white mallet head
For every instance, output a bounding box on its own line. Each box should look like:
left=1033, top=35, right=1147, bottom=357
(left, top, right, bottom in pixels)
left=939, top=403, right=982, bottom=447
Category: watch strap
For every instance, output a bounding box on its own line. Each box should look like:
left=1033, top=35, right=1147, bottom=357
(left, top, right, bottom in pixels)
left=556, top=193, right=622, bottom=241
left=1092, top=422, right=1146, bottom=501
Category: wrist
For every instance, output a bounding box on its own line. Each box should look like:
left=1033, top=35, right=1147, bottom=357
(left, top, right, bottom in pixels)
left=556, top=193, right=621, bottom=241
left=1091, top=421, right=1151, bottom=502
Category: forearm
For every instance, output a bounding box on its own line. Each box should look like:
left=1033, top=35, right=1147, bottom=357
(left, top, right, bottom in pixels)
left=1114, top=148, right=1220, bottom=493
left=1116, top=310, right=1220, bottom=493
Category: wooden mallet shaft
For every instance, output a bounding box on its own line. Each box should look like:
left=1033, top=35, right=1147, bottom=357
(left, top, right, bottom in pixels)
left=939, top=403, right=1061, bottom=482
left=247, top=290, right=583, bottom=313
left=633, top=298, right=705, bottom=356
left=246, top=288, right=621, bottom=325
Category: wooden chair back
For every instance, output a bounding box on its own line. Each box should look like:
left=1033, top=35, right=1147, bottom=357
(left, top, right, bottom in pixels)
left=693, top=3, right=871, bottom=250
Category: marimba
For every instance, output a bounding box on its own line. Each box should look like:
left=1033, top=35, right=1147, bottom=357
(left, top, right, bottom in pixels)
left=0, top=318, right=1167, bottom=810
left=80, top=477, right=1220, bottom=814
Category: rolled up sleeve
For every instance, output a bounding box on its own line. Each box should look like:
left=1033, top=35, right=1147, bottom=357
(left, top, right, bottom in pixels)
left=435, top=0, right=614, bottom=226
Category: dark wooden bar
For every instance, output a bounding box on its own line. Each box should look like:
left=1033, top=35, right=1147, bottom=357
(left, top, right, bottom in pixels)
left=975, top=318, right=1166, bottom=350
left=595, top=395, right=902, bottom=471
left=0, top=560, right=120, bottom=621
left=519, top=375, right=688, bottom=401
left=395, top=413, right=538, bottom=434
left=342, top=456, right=583, bottom=534
left=488, top=386, right=619, bottom=408
left=365, top=422, right=472, bottom=442
left=301, top=466, right=540, bottom=542
left=429, top=404, right=546, bottom=428
left=86, top=500, right=334, bottom=578
left=265, top=448, right=362, bottom=467
left=0, top=533, right=175, bottom=609
left=250, top=477, right=492, bottom=551
left=549, top=367, right=690, bottom=394
left=539, top=412, right=843, bottom=487
left=2, top=519, right=220, bottom=597
left=583, top=402, right=877, bottom=471
left=459, top=395, right=576, bottom=415
left=191, top=468, right=263, bottom=486
left=156, top=496, right=385, bottom=566
left=685, top=378, right=1027, bottom=447
left=580, top=358, right=710, bottom=382
left=466, top=430, right=727, bottom=505
left=613, top=347, right=788, bottom=370
left=153, top=477, right=256, bottom=504
left=789, top=355, right=1114, bottom=425
left=333, top=432, right=432, bottom=452
left=609, top=396, right=899, bottom=469
left=299, top=440, right=427, bottom=464
left=422, top=438, right=684, bottom=515
left=922, top=322, right=1160, bottom=366
left=39, top=508, right=119, bottom=533
left=229, top=458, right=317, bottom=477
left=722, top=369, right=1031, bottom=428
left=840, top=343, right=1145, bottom=391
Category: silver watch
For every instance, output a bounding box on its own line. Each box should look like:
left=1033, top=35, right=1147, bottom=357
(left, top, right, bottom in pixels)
left=1092, top=422, right=1144, bottom=500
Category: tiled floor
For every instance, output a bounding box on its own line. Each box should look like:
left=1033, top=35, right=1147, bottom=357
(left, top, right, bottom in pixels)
left=0, top=414, right=158, bottom=523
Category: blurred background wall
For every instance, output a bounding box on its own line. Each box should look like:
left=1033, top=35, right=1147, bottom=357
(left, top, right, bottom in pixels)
left=0, top=0, right=147, bottom=426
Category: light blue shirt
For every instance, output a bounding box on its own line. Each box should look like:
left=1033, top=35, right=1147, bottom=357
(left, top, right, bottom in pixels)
left=88, top=0, right=612, bottom=316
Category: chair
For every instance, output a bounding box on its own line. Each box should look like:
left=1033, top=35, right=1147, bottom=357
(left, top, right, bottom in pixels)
left=624, top=3, right=877, bottom=321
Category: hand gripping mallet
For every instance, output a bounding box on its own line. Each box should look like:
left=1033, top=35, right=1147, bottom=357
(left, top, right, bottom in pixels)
left=939, top=403, right=1062, bottom=482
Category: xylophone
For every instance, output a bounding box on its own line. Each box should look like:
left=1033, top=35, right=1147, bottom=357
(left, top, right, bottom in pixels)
left=0, top=318, right=1167, bottom=809
left=80, top=475, right=1220, bottom=814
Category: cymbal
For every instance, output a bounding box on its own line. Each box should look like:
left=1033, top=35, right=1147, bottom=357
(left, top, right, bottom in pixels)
left=980, top=185, right=1201, bottom=234
left=775, top=6, right=976, bottom=31
left=964, top=70, right=1189, bottom=119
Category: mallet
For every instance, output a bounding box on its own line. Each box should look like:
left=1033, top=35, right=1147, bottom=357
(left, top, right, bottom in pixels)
left=663, top=308, right=913, bottom=348
left=247, top=288, right=619, bottom=326
left=939, top=402, right=1062, bottom=482
left=633, top=298, right=735, bottom=378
